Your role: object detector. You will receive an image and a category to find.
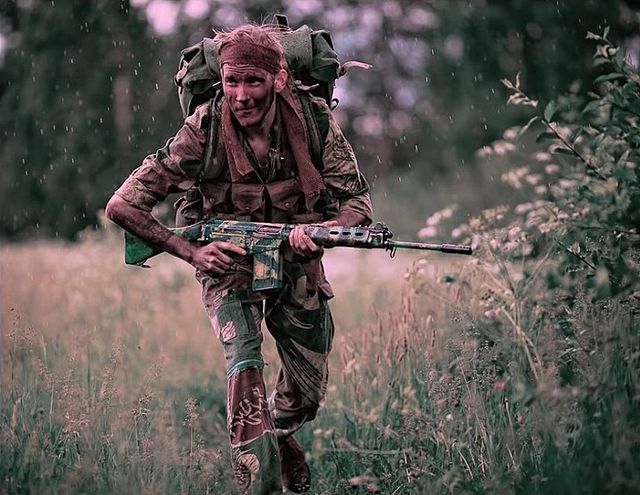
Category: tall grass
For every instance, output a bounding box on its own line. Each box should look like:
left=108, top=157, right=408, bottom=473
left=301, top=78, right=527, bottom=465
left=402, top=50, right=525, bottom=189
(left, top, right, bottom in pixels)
left=1, top=219, right=638, bottom=494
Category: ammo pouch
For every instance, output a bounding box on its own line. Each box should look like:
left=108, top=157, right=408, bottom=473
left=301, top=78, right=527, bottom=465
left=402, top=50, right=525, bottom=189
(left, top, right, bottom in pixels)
left=174, top=187, right=204, bottom=227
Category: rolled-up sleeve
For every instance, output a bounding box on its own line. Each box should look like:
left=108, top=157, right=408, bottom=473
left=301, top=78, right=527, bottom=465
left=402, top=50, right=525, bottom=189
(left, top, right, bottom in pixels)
left=321, top=107, right=374, bottom=223
left=114, top=102, right=210, bottom=211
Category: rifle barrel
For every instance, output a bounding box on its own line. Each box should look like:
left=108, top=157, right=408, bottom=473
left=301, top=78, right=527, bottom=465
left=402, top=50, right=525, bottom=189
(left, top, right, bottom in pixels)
left=388, top=240, right=472, bottom=255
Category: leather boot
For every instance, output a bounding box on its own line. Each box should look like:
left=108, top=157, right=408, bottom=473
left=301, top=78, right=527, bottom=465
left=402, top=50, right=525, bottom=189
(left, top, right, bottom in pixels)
left=278, top=434, right=310, bottom=493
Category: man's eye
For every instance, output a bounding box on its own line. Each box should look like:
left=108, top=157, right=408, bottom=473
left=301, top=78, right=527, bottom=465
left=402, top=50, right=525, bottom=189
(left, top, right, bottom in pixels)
left=246, top=78, right=263, bottom=85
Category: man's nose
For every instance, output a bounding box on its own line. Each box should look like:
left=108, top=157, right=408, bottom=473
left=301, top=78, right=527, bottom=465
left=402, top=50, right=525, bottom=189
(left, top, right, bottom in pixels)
left=235, top=84, right=249, bottom=102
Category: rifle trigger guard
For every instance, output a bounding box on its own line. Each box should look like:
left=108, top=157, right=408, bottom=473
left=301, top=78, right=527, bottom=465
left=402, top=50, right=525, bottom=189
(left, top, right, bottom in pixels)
left=386, top=245, right=397, bottom=258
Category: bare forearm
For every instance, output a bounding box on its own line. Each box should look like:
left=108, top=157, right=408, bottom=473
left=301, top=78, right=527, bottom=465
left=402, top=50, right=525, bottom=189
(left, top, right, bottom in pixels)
left=105, top=195, right=196, bottom=264
left=331, top=209, right=370, bottom=228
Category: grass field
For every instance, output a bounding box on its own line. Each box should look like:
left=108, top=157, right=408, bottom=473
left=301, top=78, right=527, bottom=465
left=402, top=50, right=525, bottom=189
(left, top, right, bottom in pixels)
left=1, top=222, right=638, bottom=494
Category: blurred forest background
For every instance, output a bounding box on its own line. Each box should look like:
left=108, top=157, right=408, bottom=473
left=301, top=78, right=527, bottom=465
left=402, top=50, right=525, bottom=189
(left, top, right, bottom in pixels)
left=1, top=0, right=639, bottom=240
left=2, top=2, right=640, bottom=494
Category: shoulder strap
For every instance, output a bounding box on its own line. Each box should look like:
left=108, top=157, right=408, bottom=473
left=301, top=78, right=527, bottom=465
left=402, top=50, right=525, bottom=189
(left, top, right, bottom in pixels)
left=175, top=93, right=221, bottom=227
left=199, top=91, right=224, bottom=180
left=297, top=91, right=330, bottom=171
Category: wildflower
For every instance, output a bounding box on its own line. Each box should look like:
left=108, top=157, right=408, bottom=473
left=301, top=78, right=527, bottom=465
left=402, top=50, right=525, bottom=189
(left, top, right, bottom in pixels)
left=538, top=221, right=556, bottom=233
left=493, top=141, right=517, bottom=155
left=484, top=309, right=499, bottom=319
left=424, top=206, right=457, bottom=231
left=140, top=438, right=155, bottom=459
left=418, top=226, right=438, bottom=239
left=185, top=397, right=200, bottom=428
left=476, top=145, right=493, bottom=157
left=507, top=226, right=522, bottom=240
left=525, top=174, right=543, bottom=185
left=502, top=241, right=519, bottom=254
left=132, top=392, right=153, bottom=420
left=348, top=476, right=380, bottom=493
left=483, top=205, right=509, bottom=223
left=441, top=207, right=454, bottom=219
left=503, top=127, right=519, bottom=140
left=514, top=202, right=533, bottom=214
left=535, top=185, right=547, bottom=195
left=494, top=381, right=507, bottom=392
left=469, top=217, right=483, bottom=230
left=558, top=179, right=577, bottom=189
left=548, top=123, right=572, bottom=139
left=535, top=152, right=552, bottom=162
left=502, top=166, right=529, bottom=189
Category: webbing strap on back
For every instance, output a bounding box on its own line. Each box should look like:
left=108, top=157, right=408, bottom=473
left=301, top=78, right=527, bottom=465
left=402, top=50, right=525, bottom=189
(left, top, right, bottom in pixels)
left=200, top=91, right=223, bottom=180
left=297, top=91, right=325, bottom=171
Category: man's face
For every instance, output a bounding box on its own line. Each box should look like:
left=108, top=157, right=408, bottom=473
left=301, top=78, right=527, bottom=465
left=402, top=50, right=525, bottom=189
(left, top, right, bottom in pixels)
left=222, top=65, right=276, bottom=128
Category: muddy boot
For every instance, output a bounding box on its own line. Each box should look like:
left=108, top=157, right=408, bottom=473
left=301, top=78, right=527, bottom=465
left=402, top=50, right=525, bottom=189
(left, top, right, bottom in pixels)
left=278, top=434, right=310, bottom=493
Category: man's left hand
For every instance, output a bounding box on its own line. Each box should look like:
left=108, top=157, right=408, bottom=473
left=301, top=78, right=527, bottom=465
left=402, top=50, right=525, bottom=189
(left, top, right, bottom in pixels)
left=288, top=220, right=339, bottom=259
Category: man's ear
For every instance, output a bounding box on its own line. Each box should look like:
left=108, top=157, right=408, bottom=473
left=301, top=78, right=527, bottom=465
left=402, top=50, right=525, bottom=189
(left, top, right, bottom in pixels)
left=274, top=68, right=288, bottom=93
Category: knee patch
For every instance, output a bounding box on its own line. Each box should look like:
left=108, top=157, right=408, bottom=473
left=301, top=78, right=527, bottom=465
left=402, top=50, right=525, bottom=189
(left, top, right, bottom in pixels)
left=205, top=291, right=265, bottom=375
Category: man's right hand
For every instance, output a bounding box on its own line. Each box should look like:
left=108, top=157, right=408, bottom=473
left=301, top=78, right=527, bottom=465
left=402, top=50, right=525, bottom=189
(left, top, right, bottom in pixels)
left=190, top=241, right=247, bottom=275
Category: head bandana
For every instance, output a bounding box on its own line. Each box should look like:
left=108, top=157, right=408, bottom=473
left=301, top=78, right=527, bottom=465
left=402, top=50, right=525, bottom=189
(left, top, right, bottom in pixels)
left=219, top=42, right=281, bottom=74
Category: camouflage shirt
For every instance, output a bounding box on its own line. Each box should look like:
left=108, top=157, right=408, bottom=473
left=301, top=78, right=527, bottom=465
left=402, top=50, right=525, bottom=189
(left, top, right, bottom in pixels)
left=114, top=97, right=373, bottom=295
left=115, top=97, right=373, bottom=223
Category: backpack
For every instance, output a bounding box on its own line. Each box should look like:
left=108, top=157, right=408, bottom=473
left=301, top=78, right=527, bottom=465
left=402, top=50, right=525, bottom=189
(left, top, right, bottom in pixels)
left=172, top=15, right=370, bottom=225
left=175, top=14, right=362, bottom=114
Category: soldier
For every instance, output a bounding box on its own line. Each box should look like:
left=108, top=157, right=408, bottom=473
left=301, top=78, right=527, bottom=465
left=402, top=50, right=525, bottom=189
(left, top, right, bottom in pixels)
left=106, top=23, right=373, bottom=494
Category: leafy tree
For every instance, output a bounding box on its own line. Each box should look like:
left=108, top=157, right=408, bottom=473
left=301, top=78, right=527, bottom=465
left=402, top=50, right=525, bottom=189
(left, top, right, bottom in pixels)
left=406, top=30, right=640, bottom=492
left=312, top=0, right=639, bottom=175
left=496, top=27, right=639, bottom=300
left=1, top=0, right=639, bottom=239
left=0, top=0, right=179, bottom=239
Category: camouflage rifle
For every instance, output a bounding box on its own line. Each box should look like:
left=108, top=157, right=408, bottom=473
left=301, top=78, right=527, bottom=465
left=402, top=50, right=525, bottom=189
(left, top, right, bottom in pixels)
left=124, top=220, right=472, bottom=291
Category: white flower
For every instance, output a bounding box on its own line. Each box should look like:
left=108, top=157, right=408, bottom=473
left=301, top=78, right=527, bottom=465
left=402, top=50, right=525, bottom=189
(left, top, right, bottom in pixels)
left=508, top=226, right=522, bottom=240
left=441, top=207, right=455, bottom=219
left=493, top=141, right=517, bottom=155
left=535, top=152, right=552, bottom=162
left=418, top=226, right=438, bottom=238
left=476, top=146, right=493, bottom=157
left=525, top=174, right=543, bottom=185
left=503, top=127, right=519, bottom=140
left=558, top=179, right=577, bottom=189
left=515, top=202, right=533, bottom=214
left=535, top=185, right=548, bottom=195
